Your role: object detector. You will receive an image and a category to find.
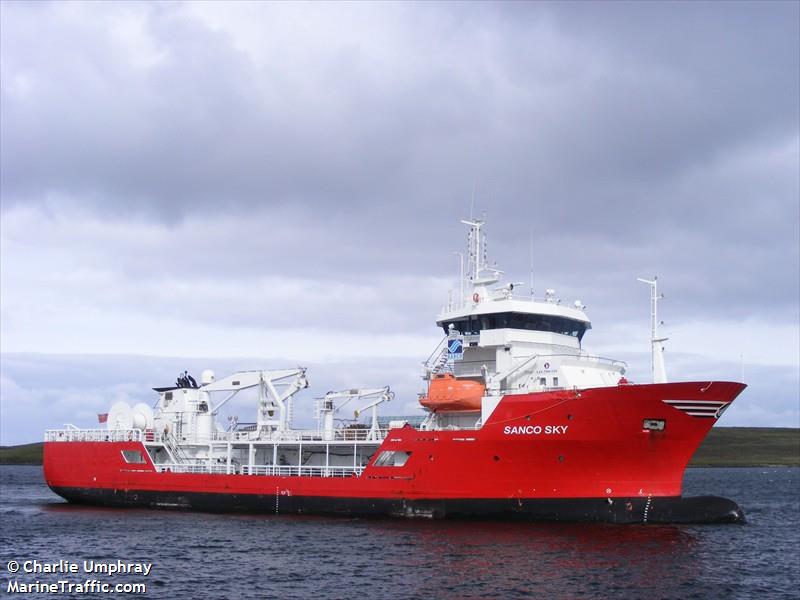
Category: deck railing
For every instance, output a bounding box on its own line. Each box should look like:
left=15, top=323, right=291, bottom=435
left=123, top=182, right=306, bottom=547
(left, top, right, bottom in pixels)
left=45, top=429, right=142, bottom=443
left=44, top=427, right=392, bottom=445
left=201, top=428, right=389, bottom=443
left=241, top=465, right=363, bottom=477
left=152, top=463, right=364, bottom=478
left=153, top=464, right=229, bottom=475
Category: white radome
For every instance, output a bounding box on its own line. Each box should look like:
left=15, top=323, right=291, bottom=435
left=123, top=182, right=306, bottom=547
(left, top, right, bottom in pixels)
left=201, top=369, right=216, bottom=385
left=131, top=403, right=154, bottom=430
left=106, top=401, right=133, bottom=431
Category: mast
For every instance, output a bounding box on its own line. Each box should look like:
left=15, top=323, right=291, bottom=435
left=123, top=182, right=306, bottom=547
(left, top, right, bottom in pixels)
left=454, top=252, right=464, bottom=303
left=461, top=218, right=483, bottom=282
left=637, top=277, right=668, bottom=384
left=461, top=219, right=500, bottom=288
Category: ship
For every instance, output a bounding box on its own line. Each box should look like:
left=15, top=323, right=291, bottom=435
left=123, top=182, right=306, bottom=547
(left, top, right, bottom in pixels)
left=43, top=219, right=746, bottom=523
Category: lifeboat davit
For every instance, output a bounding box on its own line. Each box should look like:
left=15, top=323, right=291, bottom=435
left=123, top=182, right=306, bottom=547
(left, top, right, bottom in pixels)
left=419, top=373, right=485, bottom=412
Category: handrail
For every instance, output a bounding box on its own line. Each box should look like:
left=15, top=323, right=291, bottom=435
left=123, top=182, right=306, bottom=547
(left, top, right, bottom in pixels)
left=143, top=428, right=390, bottom=444
left=549, top=353, right=628, bottom=369
left=45, top=429, right=142, bottom=442
left=451, top=352, right=626, bottom=370
left=241, top=465, right=363, bottom=477
left=422, top=335, right=449, bottom=368
left=154, top=464, right=229, bottom=475
left=45, top=427, right=391, bottom=444
left=152, top=463, right=364, bottom=478
left=442, top=293, right=560, bottom=313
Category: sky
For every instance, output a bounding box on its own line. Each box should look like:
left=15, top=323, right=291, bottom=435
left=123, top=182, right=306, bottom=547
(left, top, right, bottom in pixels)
left=1, top=1, right=798, bottom=445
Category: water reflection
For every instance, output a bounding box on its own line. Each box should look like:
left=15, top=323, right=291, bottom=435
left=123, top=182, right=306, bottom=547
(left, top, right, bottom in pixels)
left=362, top=520, right=703, bottom=599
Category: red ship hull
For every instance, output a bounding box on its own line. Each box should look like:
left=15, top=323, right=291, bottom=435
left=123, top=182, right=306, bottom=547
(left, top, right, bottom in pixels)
left=43, top=381, right=746, bottom=523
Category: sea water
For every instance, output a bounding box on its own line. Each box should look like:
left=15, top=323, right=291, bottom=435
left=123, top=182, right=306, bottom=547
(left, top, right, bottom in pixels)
left=0, top=466, right=797, bottom=599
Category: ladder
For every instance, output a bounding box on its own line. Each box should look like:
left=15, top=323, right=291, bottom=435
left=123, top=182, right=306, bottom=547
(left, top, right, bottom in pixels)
left=162, top=433, right=189, bottom=464
left=423, top=335, right=454, bottom=378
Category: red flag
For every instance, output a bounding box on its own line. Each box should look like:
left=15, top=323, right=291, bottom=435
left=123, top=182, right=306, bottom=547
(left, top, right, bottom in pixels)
left=97, top=413, right=108, bottom=424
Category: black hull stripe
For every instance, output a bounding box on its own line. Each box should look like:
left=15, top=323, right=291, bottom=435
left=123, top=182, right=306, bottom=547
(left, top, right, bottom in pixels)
left=49, top=486, right=745, bottom=525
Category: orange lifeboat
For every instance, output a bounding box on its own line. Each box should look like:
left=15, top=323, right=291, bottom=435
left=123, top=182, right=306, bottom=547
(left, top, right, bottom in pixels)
left=419, top=373, right=485, bottom=412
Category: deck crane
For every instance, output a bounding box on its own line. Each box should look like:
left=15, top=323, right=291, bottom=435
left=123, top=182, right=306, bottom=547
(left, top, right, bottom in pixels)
left=317, top=387, right=394, bottom=441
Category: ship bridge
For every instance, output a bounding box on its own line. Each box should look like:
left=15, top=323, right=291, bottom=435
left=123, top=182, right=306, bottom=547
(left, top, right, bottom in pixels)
left=437, top=218, right=591, bottom=347
left=438, top=297, right=591, bottom=342
left=421, top=219, right=625, bottom=430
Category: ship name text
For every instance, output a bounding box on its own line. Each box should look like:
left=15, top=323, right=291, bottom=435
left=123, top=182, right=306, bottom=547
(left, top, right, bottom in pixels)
left=502, top=425, right=569, bottom=435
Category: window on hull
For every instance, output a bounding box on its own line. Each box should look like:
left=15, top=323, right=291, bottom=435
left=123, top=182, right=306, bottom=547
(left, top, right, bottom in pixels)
left=373, top=451, right=411, bottom=467
left=441, top=312, right=588, bottom=341
left=121, top=450, right=146, bottom=464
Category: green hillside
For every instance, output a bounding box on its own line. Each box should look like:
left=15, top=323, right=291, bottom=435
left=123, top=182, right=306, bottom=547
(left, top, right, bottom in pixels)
left=689, top=427, right=799, bottom=467
left=0, top=442, right=44, bottom=465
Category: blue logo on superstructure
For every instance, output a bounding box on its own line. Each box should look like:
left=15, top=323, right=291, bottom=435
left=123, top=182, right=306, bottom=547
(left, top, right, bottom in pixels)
left=447, top=338, right=463, bottom=360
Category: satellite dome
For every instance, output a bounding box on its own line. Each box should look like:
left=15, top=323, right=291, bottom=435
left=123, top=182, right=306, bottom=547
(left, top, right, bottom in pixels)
left=201, top=369, right=216, bottom=385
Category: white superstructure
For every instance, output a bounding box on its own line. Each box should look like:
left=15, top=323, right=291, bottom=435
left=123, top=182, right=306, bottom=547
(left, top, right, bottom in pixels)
left=45, top=369, right=397, bottom=478
left=422, top=219, right=628, bottom=429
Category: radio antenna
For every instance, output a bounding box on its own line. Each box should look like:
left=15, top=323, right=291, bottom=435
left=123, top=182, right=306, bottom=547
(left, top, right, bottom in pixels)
left=470, top=181, right=476, bottom=221
left=529, top=229, right=534, bottom=297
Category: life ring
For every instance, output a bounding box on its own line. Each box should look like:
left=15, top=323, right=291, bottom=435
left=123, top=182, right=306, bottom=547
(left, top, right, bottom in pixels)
left=472, top=293, right=480, bottom=303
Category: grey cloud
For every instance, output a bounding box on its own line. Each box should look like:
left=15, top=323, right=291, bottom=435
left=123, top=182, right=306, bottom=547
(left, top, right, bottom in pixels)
left=0, top=2, right=797, bottom=430
left=2, top=3, right=796, bottom=225
left=0, top=353, right=427, bottom=445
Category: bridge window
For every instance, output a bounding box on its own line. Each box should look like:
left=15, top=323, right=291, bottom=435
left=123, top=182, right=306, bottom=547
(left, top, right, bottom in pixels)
left=442, top=312, right=588, bottom=341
